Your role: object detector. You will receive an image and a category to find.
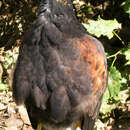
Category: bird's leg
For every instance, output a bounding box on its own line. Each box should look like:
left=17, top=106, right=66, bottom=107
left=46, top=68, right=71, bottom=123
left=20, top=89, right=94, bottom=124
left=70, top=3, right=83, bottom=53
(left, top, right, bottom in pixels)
left=37, top=122, right=43, bottom=130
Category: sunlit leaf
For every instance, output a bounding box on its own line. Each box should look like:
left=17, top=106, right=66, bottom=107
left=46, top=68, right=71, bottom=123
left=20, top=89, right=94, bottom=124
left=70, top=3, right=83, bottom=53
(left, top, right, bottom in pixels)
left=0, top=80, right=9, bottom=91
left=3, top=53, right=14, bottom=69
left=108, top=67, right=122, bottom=100
left=82, top=17, right=121, bottom=39
left=100, top=67, right=122, bottom=114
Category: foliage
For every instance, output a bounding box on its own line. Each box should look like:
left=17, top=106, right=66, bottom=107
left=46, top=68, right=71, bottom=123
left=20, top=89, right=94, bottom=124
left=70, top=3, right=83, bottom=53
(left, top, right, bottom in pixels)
left=83, top=18, right=121, bottom=39
left=3, top=53, right=14, bottom=69
left=108, top=67, right=122, bottom=100
left=0, top=0, right=38, bottom=48
left=121, top=0, right=130, bottom=14
left=0, top=80, right=9, bottom=91
left=100, top=67, right=122, bottom=114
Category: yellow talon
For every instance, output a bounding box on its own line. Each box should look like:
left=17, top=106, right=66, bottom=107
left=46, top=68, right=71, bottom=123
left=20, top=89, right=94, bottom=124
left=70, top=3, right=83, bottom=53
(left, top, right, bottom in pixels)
left=76, top=120, right=82, bottom=130
left=76, top=126, right=81, bottom=130
left=37, top=122, right=42, bottom=130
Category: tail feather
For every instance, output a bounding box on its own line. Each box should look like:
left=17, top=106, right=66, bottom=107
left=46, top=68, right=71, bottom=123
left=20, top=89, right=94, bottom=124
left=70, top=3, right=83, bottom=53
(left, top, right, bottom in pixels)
left=82, top=116, right=95, bottom=130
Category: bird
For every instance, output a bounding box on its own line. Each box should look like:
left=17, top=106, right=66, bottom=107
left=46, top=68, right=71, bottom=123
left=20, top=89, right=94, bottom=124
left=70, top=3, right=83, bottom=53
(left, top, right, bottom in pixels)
left=13, top=0, right=108, bottom=130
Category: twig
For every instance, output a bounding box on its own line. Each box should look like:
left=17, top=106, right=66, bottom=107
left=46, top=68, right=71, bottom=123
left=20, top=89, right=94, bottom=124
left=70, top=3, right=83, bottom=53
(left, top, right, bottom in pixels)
left=107, top=50, right=121, bottom=59
left=112, top=31, right=126, bottom=46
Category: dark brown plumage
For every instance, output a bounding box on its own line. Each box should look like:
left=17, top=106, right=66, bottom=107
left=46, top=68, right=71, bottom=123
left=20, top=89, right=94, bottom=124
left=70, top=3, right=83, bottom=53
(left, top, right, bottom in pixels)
left=13, top=0, right=107, bottom=130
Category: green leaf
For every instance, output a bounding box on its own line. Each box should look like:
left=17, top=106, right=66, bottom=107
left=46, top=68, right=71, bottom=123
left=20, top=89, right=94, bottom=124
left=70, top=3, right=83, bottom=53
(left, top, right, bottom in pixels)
left=100, top=88, right=110, bottom=114
left=121, top=0, right=130, bottom=14
left=0, top=80, right=9, bottom=91
left=82, top=17, right=121, bottom=39
left=87, top=7, right=93, bottom=13
left=108, top=66, right=122, bottom=100
left=100, top=67, right=122, bottom=114
left=100, top=88, right=119, bottom=114
left=3, top=53, right=14, bottom=69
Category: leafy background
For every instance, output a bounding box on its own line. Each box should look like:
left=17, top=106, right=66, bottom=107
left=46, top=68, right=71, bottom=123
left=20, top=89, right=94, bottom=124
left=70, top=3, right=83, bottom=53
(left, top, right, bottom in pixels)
left=0, top=0, right=130, bottom=129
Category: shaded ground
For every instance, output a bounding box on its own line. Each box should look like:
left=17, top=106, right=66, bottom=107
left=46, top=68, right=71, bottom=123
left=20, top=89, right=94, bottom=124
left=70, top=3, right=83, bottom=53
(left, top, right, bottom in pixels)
left=0, top=91, right=33, bottom=130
